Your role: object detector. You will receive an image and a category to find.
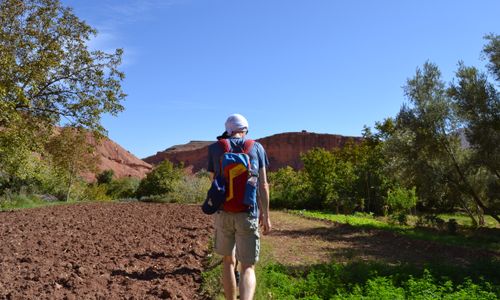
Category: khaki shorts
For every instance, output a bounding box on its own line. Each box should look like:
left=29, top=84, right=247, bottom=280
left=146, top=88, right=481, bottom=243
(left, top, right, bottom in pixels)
left=214, top=211, right=260, bottom=265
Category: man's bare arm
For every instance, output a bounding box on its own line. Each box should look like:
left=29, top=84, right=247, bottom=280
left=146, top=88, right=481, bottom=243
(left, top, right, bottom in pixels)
left=258, top=167, right=271, bottom=235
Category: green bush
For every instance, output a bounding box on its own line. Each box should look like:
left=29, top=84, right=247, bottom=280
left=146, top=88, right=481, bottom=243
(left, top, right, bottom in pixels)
left=96, top=169, right=114, bottom=185
left=269, top=167, right=310, bottom=209
left=106, top=177, right=140, bottom=199
left=81, top=183, right=112, bottom=202
left=447, top=218, right=459, bottom=234
left=301, top=148, right=343, bottom=211
left=259, top=263, right=498, bottom=300
left=164, top=173, right=211, bottom=204
left=136, top=160, right=183, bottom=199
left=389, top=212, right=409, bottom=226
left=386, top=186, right=417, bottom=214
left=0, top=193, right=46, bottom=210
left=135, top=169, right=210, bottom=204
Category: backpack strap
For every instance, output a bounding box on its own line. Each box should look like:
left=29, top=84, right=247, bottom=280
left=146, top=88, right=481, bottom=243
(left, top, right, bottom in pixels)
left=218, top=139, right=254, bottom=154
left=218, top=139, right=231, bottom=153
left=242, top=139, right=255, bottom=154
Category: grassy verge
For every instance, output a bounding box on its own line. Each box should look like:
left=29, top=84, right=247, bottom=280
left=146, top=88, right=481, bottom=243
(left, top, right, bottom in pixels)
left=0, top=194, right=67, bottom=211
left=256, top=260, right=499, bottom=299
left=291, top=210, right=500, bottom=252
left=438, top=213, right=498, bottom=228
left=200, top=238, right=224, bottom=299
left=201, top=232, right=499, bottom=299
left=0, top=194, right=134, bottom=212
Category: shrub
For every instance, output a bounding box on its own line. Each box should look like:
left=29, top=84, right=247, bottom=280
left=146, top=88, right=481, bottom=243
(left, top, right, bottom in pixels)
left=421, top=214, right=447, bottom=230
left=136, top=160, right=183, bottom=199
left=81, top=183, right=111, bottom=202
left=269, top=167, right=310, bottom=209
left=396, top=212, right=408, bottom=226
left=164, top=174, right=211, bottom=204
left=96, top=169, right=114, bottom=185
left=0, top=193, right=45, bottom=210
left=106, top=177, right=140, bottom=199
left=447, top=218, right=459, bottom=234
left=386, top=186, right=417, bottom=214
left=258, top=263, right=498, bottom=300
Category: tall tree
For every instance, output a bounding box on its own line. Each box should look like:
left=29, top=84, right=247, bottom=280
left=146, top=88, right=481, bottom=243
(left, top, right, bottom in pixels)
left=447, top=34, right=500, bottom=222
left=45, top=127, right=98, bottom=201
left=302, top=148, right=358, bottom=213
left=482, top=34, right=500, bottom=82
left=0, top=0, right=125, bottom=183
left=385, top=59, right=499, bottom=224
left=383, top=63, right=457, bottom=211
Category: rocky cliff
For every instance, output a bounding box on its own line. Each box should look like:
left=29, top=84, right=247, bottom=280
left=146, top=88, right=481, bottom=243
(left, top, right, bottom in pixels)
left=143, top=132, right=362, bottom=172
left=258, top=132, right=362, bottom=170
left=82, top=134, right=153, bottom=181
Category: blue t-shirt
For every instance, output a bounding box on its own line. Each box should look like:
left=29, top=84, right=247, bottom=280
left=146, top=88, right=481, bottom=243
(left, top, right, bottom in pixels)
left=207, top=137, right=269, bottom=177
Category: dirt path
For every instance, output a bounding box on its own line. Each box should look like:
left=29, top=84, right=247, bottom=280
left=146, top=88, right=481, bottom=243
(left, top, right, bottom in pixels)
left=0, top=202, right=213, bottom=299
left=265, top=211, right=499, bottom=267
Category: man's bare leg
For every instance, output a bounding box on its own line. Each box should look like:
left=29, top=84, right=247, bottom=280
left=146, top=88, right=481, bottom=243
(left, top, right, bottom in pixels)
left=222, top=255, right=237, bottom=300
left=239, top=263, right=256, bottom=300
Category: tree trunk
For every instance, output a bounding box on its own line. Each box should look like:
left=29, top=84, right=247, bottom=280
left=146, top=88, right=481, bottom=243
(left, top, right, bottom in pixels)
left=66, top=168, right=75, bottom=202
left=440, top=127, right=500, bottom=225
left=476, top=205, right=485, bottom=226
left=463, top=202, right=478, bottom=228
left=66, top=177, right=72, bottom=202
left=365, top=172, right=370, bottom=213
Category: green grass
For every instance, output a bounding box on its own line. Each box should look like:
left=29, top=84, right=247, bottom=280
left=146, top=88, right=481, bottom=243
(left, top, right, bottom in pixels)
left=438, top=213, right=499, bottom=228
left=201, top=236, right=500, bottom=299
left=0, top=194, right=130, bottom=212
left=0, top=194, right=65, bottom=211
left=200, top=209, right=500, bottom=299
left=257, top=262, right=499, bottom=300
left=291, top=210, right=500, bottom=252
left=200, top=238, right=224, bottom=299
left=294, top=210, right=390, bottom=228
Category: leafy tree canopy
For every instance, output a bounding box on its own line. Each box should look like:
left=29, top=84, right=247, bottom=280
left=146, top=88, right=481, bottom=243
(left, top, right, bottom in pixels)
left=0, top=0, right=125, bottom=185
left=380, top=35, right=499, bottom=224
left=0, top=0, right=125, bottom=133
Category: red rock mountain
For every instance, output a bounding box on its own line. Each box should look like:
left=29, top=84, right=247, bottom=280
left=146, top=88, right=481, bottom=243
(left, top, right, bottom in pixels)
left=143, top=132, right=362, bottom=172
left=82, top=134, right=152, bottom=181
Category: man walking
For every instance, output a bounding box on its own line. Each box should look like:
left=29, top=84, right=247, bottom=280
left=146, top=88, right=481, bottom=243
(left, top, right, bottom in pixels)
left=207, top=114, right=272, bottom=300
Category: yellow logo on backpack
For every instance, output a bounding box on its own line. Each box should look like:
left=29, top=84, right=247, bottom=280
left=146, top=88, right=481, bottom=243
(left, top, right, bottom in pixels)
left=218, top=139, right=257, bottom=212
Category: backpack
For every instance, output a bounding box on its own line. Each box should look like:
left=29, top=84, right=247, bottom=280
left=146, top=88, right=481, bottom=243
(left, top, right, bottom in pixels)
left=201, top=174, right=226, bottom=215
left=218, top=138, right=258, bottom=213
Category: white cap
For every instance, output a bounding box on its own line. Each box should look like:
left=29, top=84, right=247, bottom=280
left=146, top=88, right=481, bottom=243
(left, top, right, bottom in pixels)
left=225, top=114, right=249, bottom=135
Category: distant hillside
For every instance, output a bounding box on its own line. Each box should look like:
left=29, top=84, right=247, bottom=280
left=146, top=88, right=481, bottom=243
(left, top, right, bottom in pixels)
left=88, top=135, right=152, bottom=181
left=61, top=130, right=153, bottom=181
left=143, top=131, right=362, bottom=172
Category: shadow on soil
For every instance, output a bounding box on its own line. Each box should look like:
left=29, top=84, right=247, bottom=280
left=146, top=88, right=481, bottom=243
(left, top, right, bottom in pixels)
left=111, top=266, right=201, bottom=281
left=270, top=223, right=500, bottom=267
left=134, top=251, right=175, bottom=260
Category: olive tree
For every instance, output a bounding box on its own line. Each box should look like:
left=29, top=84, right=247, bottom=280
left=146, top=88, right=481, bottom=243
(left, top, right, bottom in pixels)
left=384, top=34, right=500, bottom=224
left=0, top=0, right=125, bottom=188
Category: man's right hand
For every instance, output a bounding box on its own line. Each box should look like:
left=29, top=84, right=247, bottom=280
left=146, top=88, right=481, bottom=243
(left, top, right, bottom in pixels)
left=259, top=213, right=272, bottom=235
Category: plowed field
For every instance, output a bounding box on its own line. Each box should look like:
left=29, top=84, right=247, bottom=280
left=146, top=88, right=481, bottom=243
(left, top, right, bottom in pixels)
left=0, top=202, right=213, bottom=299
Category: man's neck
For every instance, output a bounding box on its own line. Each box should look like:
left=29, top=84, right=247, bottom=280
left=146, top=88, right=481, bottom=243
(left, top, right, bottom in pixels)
left=231, top=132, right=246, bottom=138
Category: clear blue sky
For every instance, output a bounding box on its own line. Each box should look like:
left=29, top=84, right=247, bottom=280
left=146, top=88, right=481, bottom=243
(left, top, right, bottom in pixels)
left=63, top=0, right=499, bottom=159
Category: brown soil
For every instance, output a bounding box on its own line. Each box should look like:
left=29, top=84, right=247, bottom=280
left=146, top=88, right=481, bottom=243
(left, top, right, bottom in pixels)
left=0, top=202, right=213, bottom=300
left=266, top=211, right=499, bottom=267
